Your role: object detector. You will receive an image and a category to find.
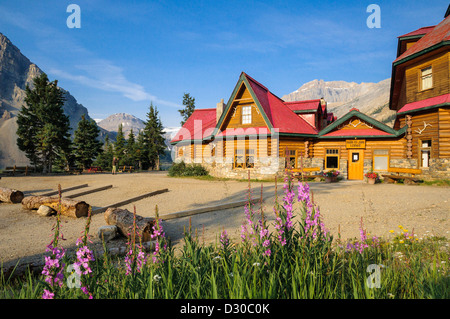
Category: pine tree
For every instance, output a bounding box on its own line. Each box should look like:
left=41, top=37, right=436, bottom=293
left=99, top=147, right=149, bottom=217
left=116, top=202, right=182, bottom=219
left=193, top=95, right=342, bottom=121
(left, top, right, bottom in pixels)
left=16, top=73, right=72, bottom=173
left=178, top=93, right=195, bottom=126
left=95, top=135, right=114, bottom=170
left=142, top=102, right=166, bottom=170
left=135, top=130, right=148, bottom=170
left=73, top=115, right=103, bottom=169
left=125, top=129, right=137, bottom=166
left=114, top=124, right=127, bottom=165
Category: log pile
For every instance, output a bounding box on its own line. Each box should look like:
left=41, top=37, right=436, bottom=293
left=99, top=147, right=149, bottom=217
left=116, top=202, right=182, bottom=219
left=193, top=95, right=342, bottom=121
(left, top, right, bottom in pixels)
left=104, top=207, right=155, bottom=242
left=0, top=187, right=24, bottom=203
left=21, top=196, right=90, bottom=218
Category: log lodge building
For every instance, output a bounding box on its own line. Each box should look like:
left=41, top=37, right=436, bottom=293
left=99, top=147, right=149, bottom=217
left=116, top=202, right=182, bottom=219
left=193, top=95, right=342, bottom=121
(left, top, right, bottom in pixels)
left=171, top=7, right=450, bottom=181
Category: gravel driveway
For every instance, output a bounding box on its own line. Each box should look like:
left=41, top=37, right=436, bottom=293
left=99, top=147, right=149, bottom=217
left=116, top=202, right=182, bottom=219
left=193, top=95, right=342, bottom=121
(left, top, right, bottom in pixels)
left=0, top=171, right=448, bottom=274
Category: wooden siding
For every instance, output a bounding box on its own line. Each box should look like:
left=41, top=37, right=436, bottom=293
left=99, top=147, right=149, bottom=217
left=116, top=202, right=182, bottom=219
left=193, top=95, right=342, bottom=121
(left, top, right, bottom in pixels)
left=439, top=107, right=450, bottom=157
left=220, top=83, right=268, bottom=130
left=311, top=139, right=405, bottom=160
left=398, top=110, right=440, bottom=160
left=405, top=52, right=450, bottom=104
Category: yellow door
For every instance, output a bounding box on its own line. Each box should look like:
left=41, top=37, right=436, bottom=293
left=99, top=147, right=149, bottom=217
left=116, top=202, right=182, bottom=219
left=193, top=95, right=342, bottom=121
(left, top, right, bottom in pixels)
left=348, top=150, right=364, bottom=180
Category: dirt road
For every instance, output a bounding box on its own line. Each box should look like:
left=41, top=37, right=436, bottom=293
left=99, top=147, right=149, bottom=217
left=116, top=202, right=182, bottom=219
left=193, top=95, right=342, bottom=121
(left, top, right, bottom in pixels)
left=0, top=171, right=448, bottom=273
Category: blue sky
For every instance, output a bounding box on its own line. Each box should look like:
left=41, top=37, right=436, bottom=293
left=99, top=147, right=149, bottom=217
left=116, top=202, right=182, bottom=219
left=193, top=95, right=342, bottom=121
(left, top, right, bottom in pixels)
left=1, top=0, right=448, bottom=128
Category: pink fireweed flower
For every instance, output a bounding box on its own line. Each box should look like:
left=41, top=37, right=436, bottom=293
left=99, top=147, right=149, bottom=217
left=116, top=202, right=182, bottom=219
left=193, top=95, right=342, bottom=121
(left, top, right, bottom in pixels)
left=42, top=289, right=54, bottom=299
left=220, top=229, right=230, bottom=250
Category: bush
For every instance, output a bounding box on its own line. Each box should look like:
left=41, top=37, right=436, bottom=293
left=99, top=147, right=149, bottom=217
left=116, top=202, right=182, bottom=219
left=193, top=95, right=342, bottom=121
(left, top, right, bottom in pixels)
left=168, top=161, right=208, bottom=177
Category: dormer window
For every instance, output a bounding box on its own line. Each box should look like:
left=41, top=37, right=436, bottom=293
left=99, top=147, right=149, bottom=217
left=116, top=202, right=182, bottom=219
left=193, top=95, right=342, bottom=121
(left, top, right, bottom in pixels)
left=420, top=66, right=432, bottom=90
left=242, top=105, right=252, bottom=124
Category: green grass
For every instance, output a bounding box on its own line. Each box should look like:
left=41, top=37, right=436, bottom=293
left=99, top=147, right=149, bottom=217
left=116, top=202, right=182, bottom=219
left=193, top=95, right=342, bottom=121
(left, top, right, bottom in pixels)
left=1, top=177, right=448, bottom=299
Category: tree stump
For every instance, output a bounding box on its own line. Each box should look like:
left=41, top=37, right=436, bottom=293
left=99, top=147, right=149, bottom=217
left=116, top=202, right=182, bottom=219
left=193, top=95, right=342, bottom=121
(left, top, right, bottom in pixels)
left=0, top=187, right=24, bottom=203
left=21, top=196, right=90, bottom=218
left=104, top=207, right=155, bottom=242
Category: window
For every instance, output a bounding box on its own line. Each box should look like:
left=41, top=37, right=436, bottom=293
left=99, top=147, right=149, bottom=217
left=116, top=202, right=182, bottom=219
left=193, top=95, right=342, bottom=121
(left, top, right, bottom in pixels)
left=325, top=149, right=339, bottom=169
left=242, top=105, right=252, bottom=124
left=285, top=149, right=297, bottom=169
left=421, top=66, right=432, bottom=90
left=234, top=148, right=255, bottom=169
left=373, top=149, right=389, bottom=171
left=420, top=139, right=432, bottom=168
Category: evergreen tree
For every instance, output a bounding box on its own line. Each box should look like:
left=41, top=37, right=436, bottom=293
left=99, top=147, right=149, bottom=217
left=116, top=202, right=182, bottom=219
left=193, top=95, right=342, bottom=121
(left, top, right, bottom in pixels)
left=125, top=129, right=137, bottom=166
left=95, top=135, right=114, bottom=170
left=135, top=130, right=148, bottom=170
left=73, top=115, right=103, bottom=169
left=114, top=124, right=127, bottom=165
left=16, top=73, right=72, bottom=173
left=142, top=102, right=166, bottom=170
left=178, top=93, right=195, bottom=126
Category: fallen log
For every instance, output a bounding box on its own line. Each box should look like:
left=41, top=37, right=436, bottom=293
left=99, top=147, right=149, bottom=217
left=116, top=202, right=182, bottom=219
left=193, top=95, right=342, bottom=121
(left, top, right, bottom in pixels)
left=104, top=207, right=155, bottom=242
left=92, top=188, right=169, bottom=214
left=0, top=187, right=24, bottom=203
left=21, top=196, right=90, bottom=218
left=40, top=184, right=89, bottom=196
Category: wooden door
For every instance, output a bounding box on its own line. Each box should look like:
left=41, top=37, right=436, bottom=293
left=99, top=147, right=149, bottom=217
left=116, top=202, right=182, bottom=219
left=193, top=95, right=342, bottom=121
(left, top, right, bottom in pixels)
left=348, top=150, right=364, bottom=180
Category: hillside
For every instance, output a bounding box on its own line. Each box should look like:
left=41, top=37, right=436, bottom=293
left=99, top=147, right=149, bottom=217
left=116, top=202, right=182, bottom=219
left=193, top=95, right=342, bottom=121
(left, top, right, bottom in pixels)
left=0, top=32, right=111, bottom=168
left=282, top=78, right=396, bottom=125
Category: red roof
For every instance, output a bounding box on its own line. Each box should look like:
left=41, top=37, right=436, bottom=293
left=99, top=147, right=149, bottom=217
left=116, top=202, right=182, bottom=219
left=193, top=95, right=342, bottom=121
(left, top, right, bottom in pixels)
left=321, top=128, right=394, bottom=137
left=398, top=26, right=435, bottom=38
left=397, top=93, right=450, bottom=114
left=170, top=108, right=216, bottom=143
left=394, top=16, right=450, bottom=63
left=284, top=99, right=320, bottom=112
left=243, top=73, right=318, bottom=135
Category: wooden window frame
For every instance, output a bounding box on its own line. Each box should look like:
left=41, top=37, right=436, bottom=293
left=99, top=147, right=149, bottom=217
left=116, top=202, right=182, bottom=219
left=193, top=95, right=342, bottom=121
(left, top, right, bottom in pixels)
left=284, top=149, right=297, bottom=169
left=325, top=148, right=340, bottom=170
left=372, top=148, right=390, bottom=171
left=241, top=105, right=252, bottom=125
left=419, top=139, right=432, bottom=168
left=233, top=148, right=255, bottom=169
left=419, top=66, right=433, bottom=91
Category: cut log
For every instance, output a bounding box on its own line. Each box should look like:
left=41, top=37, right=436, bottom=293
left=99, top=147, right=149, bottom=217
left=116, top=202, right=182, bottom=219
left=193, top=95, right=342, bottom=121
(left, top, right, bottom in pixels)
left=104, top=207, right=155, bottom=242
left=21, top=196, right=90, bottom=218
left=0, top=187, right=24, bottom=203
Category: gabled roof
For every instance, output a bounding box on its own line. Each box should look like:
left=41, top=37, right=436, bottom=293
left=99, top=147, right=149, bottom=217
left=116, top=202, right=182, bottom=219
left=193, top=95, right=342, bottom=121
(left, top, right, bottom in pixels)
left=319, top=109, right=406, bottom=139
left=394, top=15, right=450, bottom=65
left=397, top=93, right=450, bottom=115
left=285, top=99, right=321, bottom=113
left=170, top=108, right=216, bottom=144
left=215, top=72, right=318, bottom=137
left=397, top=26, right=435, bottom=40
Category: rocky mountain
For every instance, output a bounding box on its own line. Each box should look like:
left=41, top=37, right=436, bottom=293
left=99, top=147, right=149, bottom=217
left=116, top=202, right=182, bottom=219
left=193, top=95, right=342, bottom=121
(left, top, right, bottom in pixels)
left=97, top=113, right=145, bottom=138
left=0, top=32, right=112, bottom=168
left=282, top=78, right=396, bottom=126
left=97, top=113, right=180, bottom=150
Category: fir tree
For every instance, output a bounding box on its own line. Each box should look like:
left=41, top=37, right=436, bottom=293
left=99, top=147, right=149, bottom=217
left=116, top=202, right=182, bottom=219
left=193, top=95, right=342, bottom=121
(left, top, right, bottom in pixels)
left=178, top=93, right=195, bottom=126
left=95, top=135, right=114, bottom=170
left=114, top=124, right=127, bottom=165
left=73, top=115, right=103, bottom=169
left=135, top=130, right=148, bottom=170
left=16, top=73, right=72, bottom=173
left=142, top=102, right=166, bottom=170
left=125, top=129, right=137, bottom=166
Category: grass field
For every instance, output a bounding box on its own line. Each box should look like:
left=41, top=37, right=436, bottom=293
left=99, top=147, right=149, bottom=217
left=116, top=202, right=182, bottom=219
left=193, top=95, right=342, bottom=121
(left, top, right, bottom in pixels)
left=1, top=172, right=448, bottom=300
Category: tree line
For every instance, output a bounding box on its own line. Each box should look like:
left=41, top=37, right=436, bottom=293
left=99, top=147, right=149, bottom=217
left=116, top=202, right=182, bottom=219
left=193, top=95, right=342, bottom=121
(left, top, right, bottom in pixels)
left=16, top=73, right=166, bottom=173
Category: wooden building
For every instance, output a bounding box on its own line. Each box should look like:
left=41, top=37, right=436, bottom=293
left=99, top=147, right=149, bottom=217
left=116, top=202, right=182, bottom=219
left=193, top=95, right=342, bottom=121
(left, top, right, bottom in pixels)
left=390, top=6, right=450, bottom=178
left=171, top=6, right=450, bottom=180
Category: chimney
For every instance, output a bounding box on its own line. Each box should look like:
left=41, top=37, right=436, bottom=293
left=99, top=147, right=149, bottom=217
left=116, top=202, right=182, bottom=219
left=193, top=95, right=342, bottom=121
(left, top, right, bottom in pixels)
left=216, top=98, right=225, bottom=124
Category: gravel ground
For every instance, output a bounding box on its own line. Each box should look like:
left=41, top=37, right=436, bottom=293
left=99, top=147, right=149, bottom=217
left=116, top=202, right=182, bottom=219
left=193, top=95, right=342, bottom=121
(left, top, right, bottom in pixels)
left=0, top=171, right=449, bottom=274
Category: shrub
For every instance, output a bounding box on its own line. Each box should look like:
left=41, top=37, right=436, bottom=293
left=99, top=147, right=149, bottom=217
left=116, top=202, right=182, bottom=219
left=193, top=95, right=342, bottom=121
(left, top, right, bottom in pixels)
left=168, top=161, right=208, bottom=177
